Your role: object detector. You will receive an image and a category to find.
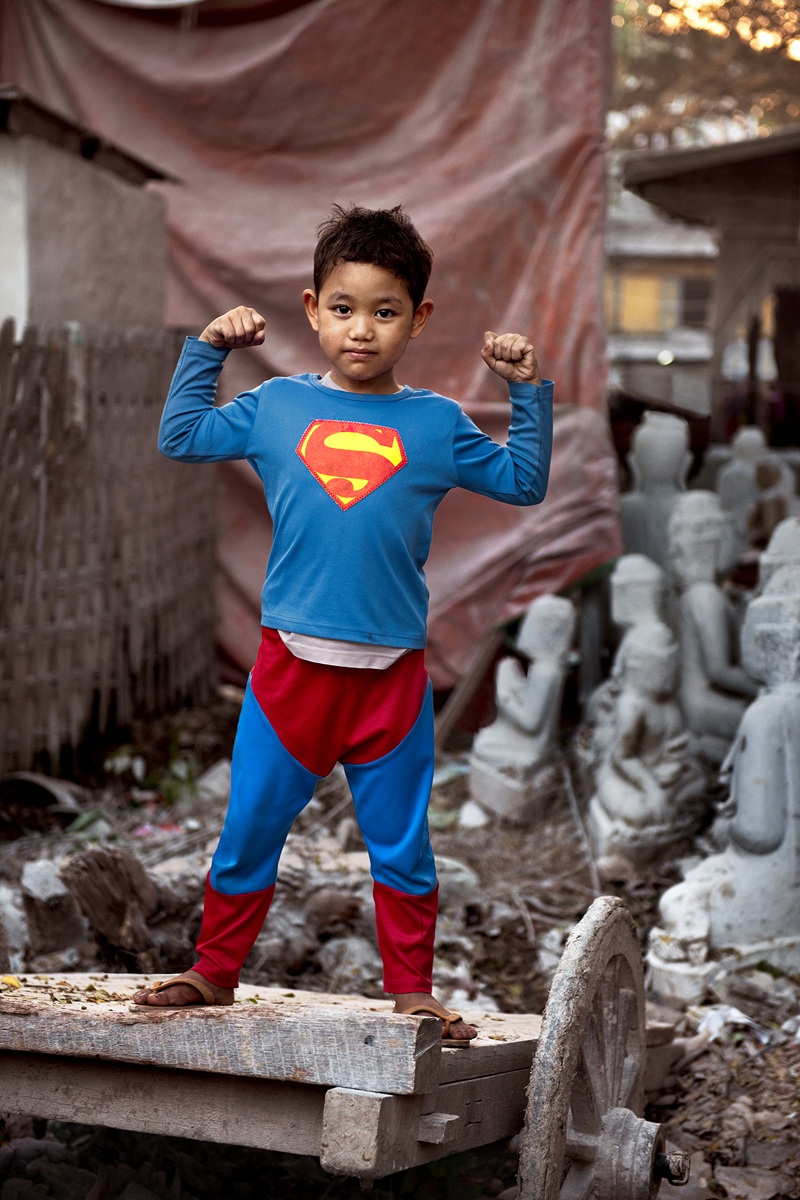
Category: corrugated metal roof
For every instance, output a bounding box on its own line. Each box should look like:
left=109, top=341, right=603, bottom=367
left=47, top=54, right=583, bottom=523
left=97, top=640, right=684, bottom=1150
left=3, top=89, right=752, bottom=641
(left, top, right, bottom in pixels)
left=607, top=328, right=712, bottom=364
left=606, top=187, right=718, bottom=258
left=606, top=220, right=717, bottom=258
left=624, top=123, right=800, bottom=188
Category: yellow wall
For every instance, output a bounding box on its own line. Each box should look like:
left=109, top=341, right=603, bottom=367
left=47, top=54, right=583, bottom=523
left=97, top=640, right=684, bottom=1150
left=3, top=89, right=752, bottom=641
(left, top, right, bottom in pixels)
left=606, top=272, right=682, bottom=333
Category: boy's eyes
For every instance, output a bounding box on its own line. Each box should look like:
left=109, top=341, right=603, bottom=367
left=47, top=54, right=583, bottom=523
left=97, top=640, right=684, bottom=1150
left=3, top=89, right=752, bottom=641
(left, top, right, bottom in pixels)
left=330, top=305, right=396, bottom=318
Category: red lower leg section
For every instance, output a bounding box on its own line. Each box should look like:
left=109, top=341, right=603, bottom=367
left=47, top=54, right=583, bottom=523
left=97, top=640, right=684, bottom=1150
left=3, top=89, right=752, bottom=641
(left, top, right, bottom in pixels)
left=373, top=880, right=438, bottom=993
left=194, top=875, right=275, bottom=989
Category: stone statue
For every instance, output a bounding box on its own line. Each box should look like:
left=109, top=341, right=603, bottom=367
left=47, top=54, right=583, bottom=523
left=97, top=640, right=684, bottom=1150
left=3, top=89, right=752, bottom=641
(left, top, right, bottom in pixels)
left=575, top=554, right=670, bottom=793
left=585, top=623, right=705, bottom=866
left=467, top=594, right=576, bottom=824
left=759, top=516, right=800, bottom=592
left=649, top=564, right=800, bottom=983
left=668, top=490, right=758, bottom=764
left=620, top=412, right=691, bottom=572
left=717, top=427, right=796, bottom=554
left=716, top=426, right=768, bottom=549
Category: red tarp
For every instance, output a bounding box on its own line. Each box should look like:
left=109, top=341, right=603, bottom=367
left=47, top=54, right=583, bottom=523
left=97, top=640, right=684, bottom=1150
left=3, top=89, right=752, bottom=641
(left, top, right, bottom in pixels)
left=1, top=0, right=621, bottom=688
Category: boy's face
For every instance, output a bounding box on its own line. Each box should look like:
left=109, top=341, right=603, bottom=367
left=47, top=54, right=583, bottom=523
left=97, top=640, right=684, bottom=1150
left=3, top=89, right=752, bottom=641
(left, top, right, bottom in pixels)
left=303, top=261, right=433, bottom=394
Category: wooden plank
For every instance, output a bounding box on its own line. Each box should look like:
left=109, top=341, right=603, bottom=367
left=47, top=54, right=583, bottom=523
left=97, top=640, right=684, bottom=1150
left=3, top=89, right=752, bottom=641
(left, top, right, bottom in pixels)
left=433, top=629, right=505, bottom=751
left=0, top=317, right=15, bottom=418
left=320, top=1069, right=531, bottom=1179
left=439, top=1012, right=542, bottom=1083
left=0, top=977, right=441, bottom=1096
left=0, top=974, right=544, bottom=1089
left=417, top=1112, right=461, bottom=1144
left=0, top=1051, right=324, bottom=1157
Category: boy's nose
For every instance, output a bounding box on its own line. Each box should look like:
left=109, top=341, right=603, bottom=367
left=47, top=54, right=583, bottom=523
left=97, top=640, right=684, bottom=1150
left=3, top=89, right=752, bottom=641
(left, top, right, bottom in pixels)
left=349, top=315, right=373, bottom=340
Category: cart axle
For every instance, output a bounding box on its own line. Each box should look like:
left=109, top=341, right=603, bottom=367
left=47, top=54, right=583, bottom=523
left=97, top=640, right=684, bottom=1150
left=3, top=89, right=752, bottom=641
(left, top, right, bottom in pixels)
left=655, top=1150, right=691, bottom=1187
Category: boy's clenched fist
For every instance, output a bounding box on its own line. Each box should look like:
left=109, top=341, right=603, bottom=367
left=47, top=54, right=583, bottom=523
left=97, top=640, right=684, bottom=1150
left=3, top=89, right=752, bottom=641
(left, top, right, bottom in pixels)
left=481, top=332, right=541, bottom=385
left=200, top=306, right=266, bottom=349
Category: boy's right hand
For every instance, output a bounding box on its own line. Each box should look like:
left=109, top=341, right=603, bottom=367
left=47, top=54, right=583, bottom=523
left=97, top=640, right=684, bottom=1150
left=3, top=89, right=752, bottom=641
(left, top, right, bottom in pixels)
left=199, top=306, right=266, bottom=349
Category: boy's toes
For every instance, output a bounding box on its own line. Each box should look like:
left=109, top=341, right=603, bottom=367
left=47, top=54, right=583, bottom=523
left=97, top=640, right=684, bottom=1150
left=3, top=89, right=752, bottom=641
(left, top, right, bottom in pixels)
left=132, top=983, right=205, bottom=1007
left=447, top=1017, right=478, bottom=1041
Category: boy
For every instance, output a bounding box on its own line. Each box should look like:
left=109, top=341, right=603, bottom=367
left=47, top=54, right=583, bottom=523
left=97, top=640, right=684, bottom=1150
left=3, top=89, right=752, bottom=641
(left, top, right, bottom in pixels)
left=133, top=205, right=553, bottom=1043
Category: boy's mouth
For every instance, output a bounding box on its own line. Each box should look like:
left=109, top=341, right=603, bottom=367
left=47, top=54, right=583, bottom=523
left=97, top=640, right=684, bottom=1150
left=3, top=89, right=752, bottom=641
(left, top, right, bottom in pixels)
left=346, top=350, right=376, bottom=361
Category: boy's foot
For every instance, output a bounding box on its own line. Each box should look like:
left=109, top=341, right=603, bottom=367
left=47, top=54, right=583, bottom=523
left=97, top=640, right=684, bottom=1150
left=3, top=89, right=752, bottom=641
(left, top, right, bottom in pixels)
left=393, top=992, right=478, bottom=1043
left=131, top=969, right=234, bottom=1008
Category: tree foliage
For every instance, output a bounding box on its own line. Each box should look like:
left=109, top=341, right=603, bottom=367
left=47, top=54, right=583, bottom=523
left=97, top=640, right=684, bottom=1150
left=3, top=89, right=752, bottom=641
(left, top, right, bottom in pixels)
left=612, top=0, right=800, bottom=148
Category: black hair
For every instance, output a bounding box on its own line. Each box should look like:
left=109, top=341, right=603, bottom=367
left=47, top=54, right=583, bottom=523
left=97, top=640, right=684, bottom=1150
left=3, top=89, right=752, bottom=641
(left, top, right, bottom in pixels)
left=313, top=204, right=433, bottom=308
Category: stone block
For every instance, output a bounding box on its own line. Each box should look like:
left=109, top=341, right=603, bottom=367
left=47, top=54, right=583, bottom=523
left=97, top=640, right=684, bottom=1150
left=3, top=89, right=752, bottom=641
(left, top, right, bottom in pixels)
left=20, top=860, right=86, bottom=955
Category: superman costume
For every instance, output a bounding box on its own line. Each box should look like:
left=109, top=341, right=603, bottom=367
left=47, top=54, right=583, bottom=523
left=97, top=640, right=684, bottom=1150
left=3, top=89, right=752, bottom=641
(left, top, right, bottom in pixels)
left=159, top=337, right=553, bottom=992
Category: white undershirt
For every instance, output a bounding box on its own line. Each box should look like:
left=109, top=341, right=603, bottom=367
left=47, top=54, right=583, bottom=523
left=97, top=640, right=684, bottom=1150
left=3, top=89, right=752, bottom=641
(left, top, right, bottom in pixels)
left=276, top=372, right=410, bottom=669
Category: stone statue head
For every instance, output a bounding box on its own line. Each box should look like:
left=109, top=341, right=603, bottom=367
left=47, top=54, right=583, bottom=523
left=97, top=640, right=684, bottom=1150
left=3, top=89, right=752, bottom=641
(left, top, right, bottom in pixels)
left=618, top=622, right=678, bottom=697
left=610, top=554, right=665, bottom=629
left=760, top=517, right=800, bottom=592
left=628, top=412, right=691, bottom=491
left=731, top=426, right=767, bottom=465
left=668, top=490, right=727, bottom=586
left=516, top=594, right=576, bottom=663
left=741, top=563, right=800, bottom=686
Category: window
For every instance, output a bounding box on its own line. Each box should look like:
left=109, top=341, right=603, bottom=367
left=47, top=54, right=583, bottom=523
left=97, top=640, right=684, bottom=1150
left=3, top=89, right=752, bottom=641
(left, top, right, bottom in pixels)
left=681, top=277, right=712, bottom=328
left=605, top=269, right=713, bottom=334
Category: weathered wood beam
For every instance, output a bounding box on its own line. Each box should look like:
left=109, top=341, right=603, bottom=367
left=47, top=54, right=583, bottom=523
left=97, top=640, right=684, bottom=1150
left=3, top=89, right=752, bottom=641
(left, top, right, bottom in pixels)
left=0, top=1051, right=325, bottom=1156
left=0, top=995, right=442, bottom=1096
left=320, top=1069, right=531, bottom=1179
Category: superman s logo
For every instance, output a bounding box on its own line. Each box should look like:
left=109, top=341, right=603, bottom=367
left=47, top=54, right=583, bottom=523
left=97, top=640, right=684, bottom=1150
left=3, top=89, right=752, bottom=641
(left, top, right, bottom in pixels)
left=296, top=419, right=408, bottom=510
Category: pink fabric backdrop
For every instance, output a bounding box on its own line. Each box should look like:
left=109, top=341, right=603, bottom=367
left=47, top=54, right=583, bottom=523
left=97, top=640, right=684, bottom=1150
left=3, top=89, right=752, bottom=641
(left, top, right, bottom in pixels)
left=1, top=0, right=620, bottom=687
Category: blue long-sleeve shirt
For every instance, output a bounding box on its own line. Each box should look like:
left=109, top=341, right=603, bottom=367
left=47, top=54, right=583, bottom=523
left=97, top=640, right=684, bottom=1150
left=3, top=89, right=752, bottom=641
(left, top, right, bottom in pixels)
left=160, top=337, right=553, bottom=648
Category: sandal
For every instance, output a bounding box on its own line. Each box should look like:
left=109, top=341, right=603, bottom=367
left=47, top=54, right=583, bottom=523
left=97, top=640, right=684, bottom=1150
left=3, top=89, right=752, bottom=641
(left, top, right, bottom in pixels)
left=396, top=1001, right=476, bottom=1047
left=129, top=969, right=233, bottom=1011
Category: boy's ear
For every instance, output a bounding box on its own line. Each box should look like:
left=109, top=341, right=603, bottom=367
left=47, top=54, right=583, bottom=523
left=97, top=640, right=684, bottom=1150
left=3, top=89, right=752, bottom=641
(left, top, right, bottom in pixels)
left=409, top=298, right=434, bottom=340
left=302, top=289, right=320, bottom=331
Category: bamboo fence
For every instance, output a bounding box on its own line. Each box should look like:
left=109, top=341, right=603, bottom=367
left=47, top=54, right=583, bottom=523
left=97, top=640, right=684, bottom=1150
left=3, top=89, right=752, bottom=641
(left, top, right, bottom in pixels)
left=0, top=320, right=218, bottom=772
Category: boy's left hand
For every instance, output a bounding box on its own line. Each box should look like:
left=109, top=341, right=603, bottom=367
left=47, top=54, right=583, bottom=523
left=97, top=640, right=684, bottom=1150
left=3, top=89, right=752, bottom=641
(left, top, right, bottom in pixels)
left=481, top=332, right=542, bottom=385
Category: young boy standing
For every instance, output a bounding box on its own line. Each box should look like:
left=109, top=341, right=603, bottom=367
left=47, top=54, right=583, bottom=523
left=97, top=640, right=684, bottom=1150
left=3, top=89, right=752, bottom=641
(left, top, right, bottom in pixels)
left=133, top=205, right=553, bottom=1043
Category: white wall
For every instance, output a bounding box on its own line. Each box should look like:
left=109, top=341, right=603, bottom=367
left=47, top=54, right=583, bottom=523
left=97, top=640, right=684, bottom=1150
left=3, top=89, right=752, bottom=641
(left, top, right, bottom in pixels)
left=3, top=135, right=166, bottom=331
left=0, top=135, right=29, bottom=334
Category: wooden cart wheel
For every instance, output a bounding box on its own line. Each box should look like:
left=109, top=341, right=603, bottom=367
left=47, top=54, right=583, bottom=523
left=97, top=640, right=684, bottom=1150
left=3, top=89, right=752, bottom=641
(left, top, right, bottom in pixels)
left=518, top=896, right=681, bottom=1200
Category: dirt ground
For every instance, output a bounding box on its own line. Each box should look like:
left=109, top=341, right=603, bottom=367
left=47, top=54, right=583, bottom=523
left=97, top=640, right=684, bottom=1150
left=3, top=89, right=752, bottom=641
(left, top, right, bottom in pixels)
left=1, top=695, right=799, bottom=1200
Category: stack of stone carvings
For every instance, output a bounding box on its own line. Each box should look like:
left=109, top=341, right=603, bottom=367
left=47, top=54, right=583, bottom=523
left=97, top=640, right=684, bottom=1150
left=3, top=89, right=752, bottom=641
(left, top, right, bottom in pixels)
left=466, top=409, right=800, bottom=1003
left=648, top=527, right=800, bottom=1002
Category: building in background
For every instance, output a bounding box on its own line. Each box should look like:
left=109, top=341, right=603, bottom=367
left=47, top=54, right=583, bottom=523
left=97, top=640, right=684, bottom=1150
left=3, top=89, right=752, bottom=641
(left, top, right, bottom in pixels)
left=624, top=124, right=800, bottom=448
left=0, top=87, right=168, bottom=333
left=605, top=161, right=717, bottom=420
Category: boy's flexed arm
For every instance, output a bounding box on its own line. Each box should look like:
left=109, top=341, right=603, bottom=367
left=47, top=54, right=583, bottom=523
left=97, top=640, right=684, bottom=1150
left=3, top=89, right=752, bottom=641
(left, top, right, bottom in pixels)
left=159, top=307, right=267, bottom=463
left=453, top=330, right=553, bottom=506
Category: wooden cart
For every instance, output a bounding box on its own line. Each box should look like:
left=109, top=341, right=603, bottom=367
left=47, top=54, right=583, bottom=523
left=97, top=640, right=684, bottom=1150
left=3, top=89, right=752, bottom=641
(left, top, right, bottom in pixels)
left=0, top=897, right=688, bottom=1199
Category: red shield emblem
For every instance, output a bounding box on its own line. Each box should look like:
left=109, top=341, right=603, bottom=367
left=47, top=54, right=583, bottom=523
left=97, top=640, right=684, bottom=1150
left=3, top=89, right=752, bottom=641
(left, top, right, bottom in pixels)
left=296, top=419, right=407, bottom=510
